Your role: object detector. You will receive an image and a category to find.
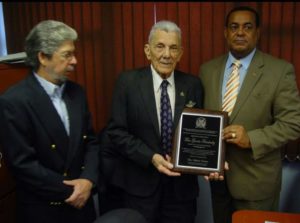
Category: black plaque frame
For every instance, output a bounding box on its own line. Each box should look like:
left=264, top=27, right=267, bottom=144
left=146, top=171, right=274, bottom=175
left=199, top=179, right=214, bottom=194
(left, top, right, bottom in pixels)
left=171, top=108, right=228, bottom=175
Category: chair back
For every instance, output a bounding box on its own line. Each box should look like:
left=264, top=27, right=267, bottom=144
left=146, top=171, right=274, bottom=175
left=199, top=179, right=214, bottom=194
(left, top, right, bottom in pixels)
left=279, top=160, right=300, bottom=213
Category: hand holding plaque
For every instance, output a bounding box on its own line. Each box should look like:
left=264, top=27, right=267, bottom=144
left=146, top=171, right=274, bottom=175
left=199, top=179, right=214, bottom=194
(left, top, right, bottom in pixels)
left=171, top=108, right=228, bottom=175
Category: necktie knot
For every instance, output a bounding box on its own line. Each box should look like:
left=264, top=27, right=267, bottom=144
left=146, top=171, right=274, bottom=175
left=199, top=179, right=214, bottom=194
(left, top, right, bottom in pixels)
left=161, top=80, right=169, bottom=89
left=232, top=60, right=241, bottom=69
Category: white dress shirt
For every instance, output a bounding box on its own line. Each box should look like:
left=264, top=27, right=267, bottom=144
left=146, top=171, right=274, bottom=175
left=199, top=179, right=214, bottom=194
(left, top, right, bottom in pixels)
left=151, top=65, right=175, bottom=133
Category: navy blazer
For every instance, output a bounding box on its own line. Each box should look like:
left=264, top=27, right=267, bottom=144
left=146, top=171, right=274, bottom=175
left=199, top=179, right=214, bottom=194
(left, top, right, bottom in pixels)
left=0, top=73, right=99, bottom=204
left=107, top=67, right=203, bottom=200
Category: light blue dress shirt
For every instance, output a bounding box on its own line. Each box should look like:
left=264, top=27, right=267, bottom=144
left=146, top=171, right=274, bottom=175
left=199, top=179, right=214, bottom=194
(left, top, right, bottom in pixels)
left=221, top=49, right=256, bottom=101
left=34, top=73, right=70, bottom=135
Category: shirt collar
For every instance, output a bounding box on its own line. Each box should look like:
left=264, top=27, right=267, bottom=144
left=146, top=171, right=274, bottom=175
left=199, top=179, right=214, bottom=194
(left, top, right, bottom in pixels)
left=151, top=64, right=175, bottom=93
left=33, top=72, right=65, bottom=98
left=227, top=48, right=256, bottom=70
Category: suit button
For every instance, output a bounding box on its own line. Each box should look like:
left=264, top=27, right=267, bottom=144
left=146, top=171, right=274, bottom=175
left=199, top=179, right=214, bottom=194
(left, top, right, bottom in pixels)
left=63, top=172, right=67, bottom=177
left=81, top=166, right=85, bottom=170
left=51, top=144, right=56, bottom=150
left=83, top=135, right=87, bottom=139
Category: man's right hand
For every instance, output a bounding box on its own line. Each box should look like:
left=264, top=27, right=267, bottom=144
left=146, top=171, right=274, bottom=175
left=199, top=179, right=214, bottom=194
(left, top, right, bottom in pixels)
left=152, top=153, right=181, bottom=176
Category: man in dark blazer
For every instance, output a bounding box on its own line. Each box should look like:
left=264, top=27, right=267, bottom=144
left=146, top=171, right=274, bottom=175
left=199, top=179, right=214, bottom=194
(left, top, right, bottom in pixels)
left=199, top=6, right=300, bottom=223
left=0, top=20, right=99, bottom=223
left=107, top=20, right=204, bottom=223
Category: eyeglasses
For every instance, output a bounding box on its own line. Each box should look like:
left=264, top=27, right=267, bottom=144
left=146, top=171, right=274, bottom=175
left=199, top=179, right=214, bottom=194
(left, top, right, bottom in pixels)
left=56, top=51, right=76, bottom=61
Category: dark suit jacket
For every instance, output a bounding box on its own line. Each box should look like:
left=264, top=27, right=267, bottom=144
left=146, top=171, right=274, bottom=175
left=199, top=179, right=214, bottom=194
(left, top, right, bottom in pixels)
left=200, top=50, right=300, bottom=200
left=0, top=73, right=99, bottom=220
left=107, top=66, right=203, bottom=200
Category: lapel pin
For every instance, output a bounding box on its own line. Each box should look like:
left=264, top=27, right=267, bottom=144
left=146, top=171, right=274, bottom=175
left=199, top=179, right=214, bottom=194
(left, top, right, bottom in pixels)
left=180, top=91, right=185, bottom=97
left=186, top=100, right=196, bottom=108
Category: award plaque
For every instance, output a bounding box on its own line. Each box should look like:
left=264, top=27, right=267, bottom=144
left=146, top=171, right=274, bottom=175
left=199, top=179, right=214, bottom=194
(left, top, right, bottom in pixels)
left=171, top=108, right=228, bottom=175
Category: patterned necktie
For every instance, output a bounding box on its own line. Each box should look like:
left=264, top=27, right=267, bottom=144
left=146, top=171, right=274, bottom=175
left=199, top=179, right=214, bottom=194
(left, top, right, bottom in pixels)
left=160, top=80, right=173, bottom=155
left=222, top=60, right=241, bottom=116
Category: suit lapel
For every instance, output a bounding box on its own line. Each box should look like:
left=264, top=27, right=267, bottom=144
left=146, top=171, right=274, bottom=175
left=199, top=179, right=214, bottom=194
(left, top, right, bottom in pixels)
left=203, top=56, right=227, bottom=111
left=26, top=74, right=69, bottom=158
left=214, top=58, right=227, bottom=110
left=63, top=84, right=82, bottom=169
left=138, top=69, right=195, bottom=136
left=139, top=67, right=160, bottom=138
left=230, top=51, right=264, bottom=121
left=174, top=72, right=188, bottom=129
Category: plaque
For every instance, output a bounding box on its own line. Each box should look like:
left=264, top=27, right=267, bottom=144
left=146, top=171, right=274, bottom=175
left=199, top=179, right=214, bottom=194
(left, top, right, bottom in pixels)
left=171, top=108, right=228, bottom=175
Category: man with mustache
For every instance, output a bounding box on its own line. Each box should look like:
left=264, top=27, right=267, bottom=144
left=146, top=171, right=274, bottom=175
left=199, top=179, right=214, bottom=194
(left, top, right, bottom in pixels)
left=0, top=20, right=99, bottom=223
left=200, top=6, right=300, bottom=223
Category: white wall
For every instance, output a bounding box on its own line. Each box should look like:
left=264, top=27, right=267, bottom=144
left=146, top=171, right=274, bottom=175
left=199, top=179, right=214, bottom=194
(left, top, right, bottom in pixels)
left=0, top=2, right=7, bottom=56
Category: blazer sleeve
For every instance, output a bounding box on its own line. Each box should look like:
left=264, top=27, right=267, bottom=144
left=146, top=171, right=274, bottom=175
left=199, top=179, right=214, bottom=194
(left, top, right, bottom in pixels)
left=248, top=62, right=300, bottom=159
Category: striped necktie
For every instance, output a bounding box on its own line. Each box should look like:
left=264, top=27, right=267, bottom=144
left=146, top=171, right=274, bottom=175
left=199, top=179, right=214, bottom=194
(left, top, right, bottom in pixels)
left=222, top=60, right=241, bottom=116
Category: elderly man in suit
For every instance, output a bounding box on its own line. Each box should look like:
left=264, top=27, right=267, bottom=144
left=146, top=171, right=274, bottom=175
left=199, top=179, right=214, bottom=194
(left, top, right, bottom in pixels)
left=199, top=6, right=300, bottom=223
left=107, top=20, right=204, bottom=223
left=0, top=20, right=99, bottom=223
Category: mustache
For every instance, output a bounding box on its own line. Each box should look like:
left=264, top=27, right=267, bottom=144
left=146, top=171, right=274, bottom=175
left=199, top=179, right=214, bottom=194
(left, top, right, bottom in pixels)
left=67, top=66, right=75, bottom=72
